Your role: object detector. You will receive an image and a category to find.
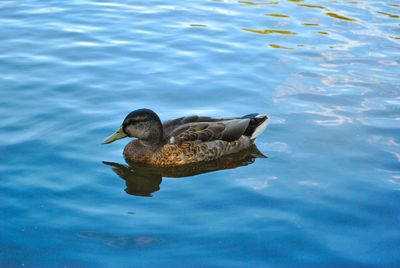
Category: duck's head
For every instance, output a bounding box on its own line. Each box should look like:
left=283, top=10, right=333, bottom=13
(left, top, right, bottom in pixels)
left=102, top=108, right=163, bottom=145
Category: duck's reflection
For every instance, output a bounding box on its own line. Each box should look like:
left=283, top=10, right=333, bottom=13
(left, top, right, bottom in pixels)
left=103, top=145, right=266, bottom=197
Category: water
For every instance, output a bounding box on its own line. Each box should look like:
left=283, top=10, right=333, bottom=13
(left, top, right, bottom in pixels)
left=1, top=0, right=399, bottom=266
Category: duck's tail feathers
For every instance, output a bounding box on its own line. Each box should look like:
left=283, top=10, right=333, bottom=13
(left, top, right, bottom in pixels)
left=243, top=115, right=269, bottom=140
left=251, top=115, right=268, bottom=139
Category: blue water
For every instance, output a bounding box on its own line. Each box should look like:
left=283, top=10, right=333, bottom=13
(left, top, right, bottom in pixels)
left=1, top=0, right=400, bottom=266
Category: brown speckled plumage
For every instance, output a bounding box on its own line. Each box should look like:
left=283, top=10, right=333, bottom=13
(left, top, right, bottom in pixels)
left=104, top=109, right=268, bottom=167
left=124, top=136, right=253, bottom=166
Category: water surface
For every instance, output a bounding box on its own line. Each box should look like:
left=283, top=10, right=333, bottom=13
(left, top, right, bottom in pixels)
left=1, top=0, right=400, bottom=266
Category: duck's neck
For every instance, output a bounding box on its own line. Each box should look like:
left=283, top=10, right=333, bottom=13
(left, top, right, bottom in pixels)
left=140, top=119, right=164, bottom=147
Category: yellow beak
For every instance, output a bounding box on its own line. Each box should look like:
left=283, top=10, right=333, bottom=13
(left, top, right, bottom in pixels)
left=102, top=126, right=127, bottom=144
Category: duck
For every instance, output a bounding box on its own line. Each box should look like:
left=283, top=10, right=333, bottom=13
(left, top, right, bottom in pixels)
left=102, top=108, right=268, bottom=167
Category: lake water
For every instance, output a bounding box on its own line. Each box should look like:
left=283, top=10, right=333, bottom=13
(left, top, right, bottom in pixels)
left=1, top=0, right=399, bottom=266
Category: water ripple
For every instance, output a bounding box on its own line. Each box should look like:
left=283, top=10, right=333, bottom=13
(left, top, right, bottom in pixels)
left=1, top=0, right=400, bottom=266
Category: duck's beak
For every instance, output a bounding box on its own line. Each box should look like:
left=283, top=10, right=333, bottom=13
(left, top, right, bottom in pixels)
left=102, top=126, right=127, bottom=144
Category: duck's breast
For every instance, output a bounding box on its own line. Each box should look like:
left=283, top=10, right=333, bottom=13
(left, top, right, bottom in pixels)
left=123, top=140, right=153, bottom=163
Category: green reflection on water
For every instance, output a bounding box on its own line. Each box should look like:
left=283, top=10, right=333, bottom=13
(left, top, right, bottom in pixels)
left=390, top=36, right=400, bottom=40
left=287, top=0, right=303, bottom=2
left=265, top=13, right=290, bottom=17
left=302, top=23, right=319, bottom=26
left=269, top=44, right=293, bottom=50
left=298, top=4, right=325, bottom=9
left=326, top=12, right=357, bottom=21
left=242, top=28, right=296, bottom=35
left=190, top=24, right=208, bottom=27
left=388, top=4, right=400, bottom=7
left=239, top=1, right=279, bottom=5
left=377, top=11, right=400, bottom=18
left=318, top=31, right=329, bottom=35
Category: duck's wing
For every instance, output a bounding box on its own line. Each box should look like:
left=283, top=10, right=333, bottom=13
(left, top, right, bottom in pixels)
left=166, top=118, right=251, bottom=145
left=162, top=114, right=259, bottom=136
left=163, top=116, right=219, bottom=133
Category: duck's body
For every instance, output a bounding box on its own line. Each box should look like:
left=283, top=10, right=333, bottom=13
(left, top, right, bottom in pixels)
left=103, top=109, right=268, bottom=167
left=123, top=132, right=253, bottom=166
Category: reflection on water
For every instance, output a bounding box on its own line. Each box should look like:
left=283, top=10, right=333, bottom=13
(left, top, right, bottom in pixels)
left=265, top=13, right=290, bottom=18
left=269, top=43, right=293, bottom=50
left=104, top=145, right=266, bottom=197
left=239, top=1, right=279, bottom=5
left=325, top=12, right=357, bottom=22
left=242, top=28, right=297, bottom=35
left=298, top=4, right=325, bottom=9
left=377, top=11, right=400, bottom=18
left=189, top=24, right=208, bottom=27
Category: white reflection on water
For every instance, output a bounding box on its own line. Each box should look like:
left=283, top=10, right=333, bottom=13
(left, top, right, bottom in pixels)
left=236, top=176, right=277, bottom=190
left=306, top=106, right=352, bottom=126
left=391, top=152, right=400, bottom=162
left=75, top=41, right=101, bottom=47
left=264, top=141, right=290, bottom=153
left=368, top=136, right=399, bottom=146
left=387, top=175, right=400, bottom=190
left=298, top=180, right=323, bottom=187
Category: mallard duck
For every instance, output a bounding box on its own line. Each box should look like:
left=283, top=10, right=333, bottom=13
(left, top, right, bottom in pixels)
left=102, top=108, right=268, bottom=166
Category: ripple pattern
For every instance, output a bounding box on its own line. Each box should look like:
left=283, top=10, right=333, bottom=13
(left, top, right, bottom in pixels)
left=0, top=0, right=399, bottom=266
